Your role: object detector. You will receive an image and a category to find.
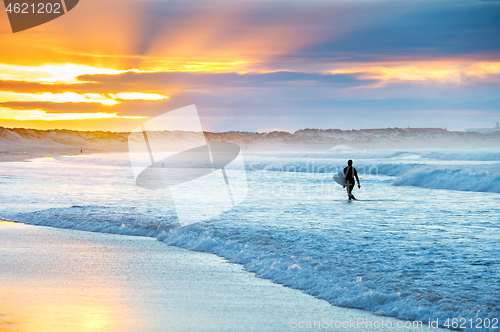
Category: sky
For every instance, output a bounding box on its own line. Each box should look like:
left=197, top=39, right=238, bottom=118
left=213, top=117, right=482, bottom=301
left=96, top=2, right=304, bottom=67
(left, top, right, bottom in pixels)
left=0, top=0, right=499, bottom=133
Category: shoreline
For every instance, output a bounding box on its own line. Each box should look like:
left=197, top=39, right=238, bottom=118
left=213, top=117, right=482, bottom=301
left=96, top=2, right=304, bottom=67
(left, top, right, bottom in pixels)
left=3, top=142, right=500, bottom=163
left=1, top=222, right=443, bottom=332
left=2, top=126, right=500, bottom=164
left=0, top=148, right=122, bottom=163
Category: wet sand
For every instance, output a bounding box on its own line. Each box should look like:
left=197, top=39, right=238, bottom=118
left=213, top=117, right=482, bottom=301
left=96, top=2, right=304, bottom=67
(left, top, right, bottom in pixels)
left=0, top=222, right=444, bottom=332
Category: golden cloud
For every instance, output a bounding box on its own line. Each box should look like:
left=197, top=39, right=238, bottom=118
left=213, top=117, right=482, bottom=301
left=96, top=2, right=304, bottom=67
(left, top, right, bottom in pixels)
left=0, top=64, right=157, bottom=84
left=329, top=61, right=500, bottom=85
left=0, top=107, right=145, bottom=121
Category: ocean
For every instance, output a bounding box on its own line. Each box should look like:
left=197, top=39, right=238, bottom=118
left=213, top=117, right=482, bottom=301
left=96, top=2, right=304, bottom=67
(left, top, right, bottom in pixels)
left=1, top=148, right=499, bottom=331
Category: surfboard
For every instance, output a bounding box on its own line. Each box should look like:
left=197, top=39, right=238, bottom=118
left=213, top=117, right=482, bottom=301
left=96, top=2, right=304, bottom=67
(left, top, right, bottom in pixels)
left=333, top=172, right=346, bottom=186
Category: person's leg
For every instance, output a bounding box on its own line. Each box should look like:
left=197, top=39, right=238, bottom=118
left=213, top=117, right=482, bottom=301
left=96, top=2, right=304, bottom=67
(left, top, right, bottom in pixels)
left=349, top=187, right=356, bottom=200
left=346, top=181, right=353, bottom=199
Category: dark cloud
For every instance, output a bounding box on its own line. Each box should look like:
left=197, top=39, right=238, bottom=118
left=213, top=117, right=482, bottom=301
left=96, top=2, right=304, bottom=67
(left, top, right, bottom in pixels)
left=303, top=1, right=500, bottom=60
left=79, top=71, right=374, bottom=90
left=0, top=81, right=69, bottom=93
left=1, top=0, right=499, bottom=131
left=2, top=67, right=498, bottom=132
left=0, top=80, right=128, bottom=94
left=0, top=101, right=102, bottom=113
left=0, top=71, right=374, bottom=97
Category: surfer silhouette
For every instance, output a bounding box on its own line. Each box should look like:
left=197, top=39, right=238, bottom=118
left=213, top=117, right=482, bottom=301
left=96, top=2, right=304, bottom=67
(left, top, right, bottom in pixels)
left=343, top=160, right=361, bottom=200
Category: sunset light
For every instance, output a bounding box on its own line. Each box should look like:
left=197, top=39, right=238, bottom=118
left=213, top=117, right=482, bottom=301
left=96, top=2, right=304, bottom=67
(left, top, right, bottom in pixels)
left=0, top=0, right=498, bottom=131
left=0, top=1, right=499, bottom=331
left=109, top=93, right=168, bottom=101
left=0, top=108, right=145, bottom=121
left=329, top=61, right=500, bottom=85
left=0, top=64, right=130, bottom=84
left=0, top=92, right=119, bottom=105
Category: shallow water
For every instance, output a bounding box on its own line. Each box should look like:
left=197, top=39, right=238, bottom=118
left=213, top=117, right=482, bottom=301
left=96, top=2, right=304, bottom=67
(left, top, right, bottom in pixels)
left=1, top=149, right=499, bottom=331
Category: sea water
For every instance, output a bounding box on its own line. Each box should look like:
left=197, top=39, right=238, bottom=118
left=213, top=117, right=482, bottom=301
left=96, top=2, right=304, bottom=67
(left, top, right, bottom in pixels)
left=1, top=149, right=499, bottom=331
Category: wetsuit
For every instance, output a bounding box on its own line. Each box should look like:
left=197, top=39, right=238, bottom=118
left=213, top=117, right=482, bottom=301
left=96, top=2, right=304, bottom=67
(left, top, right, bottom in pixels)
left=343, top=166, right=360, bottom=200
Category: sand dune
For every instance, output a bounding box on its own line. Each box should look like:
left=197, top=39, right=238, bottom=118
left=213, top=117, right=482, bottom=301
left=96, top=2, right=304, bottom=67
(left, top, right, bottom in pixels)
left=1, top=126, right=499, bottom=161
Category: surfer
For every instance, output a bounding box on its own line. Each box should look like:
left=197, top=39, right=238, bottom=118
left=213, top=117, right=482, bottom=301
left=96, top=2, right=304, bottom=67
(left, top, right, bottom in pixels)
left=343, top=160, right=361, bottom=200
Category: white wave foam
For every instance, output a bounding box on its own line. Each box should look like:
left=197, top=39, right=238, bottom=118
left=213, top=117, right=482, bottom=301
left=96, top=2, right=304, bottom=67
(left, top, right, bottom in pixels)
left=12, top=204, right=500, bottom=331
left=276, top=149, right=500, bottom=161
left=392, top=168, right=500, bottom=193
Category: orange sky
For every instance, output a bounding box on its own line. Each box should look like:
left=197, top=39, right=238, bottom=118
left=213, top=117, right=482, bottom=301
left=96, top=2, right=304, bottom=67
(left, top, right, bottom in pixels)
left=1, top=0, right=499, bottom=132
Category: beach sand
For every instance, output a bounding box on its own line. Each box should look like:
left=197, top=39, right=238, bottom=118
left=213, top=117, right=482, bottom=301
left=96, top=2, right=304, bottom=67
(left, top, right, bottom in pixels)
left=2, top=126, right=500, bottom=164
left=0, top=222, right=442, bottom=332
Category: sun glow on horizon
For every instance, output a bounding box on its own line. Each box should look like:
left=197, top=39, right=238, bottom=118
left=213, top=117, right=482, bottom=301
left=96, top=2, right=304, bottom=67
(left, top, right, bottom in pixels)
left=0, top=64, right=138, bottom=84
left=0, top=92, right=169, bottom=105
left=0, top=61, right=254, bottom=86
left=109, top=93, right=168, bottom=101
left=0, top=62, right=190, bottom=125
left=0, top=57, right=497, bottom=129
left=0, top=92, right=120, bottom=105
left=0, top=108, right=145, bottom=121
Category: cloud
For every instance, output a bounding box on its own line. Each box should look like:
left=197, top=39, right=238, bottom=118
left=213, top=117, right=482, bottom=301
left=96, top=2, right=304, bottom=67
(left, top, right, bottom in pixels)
left=1, top=0, right=499, bottom=131
left=303, top=1, right=500, bottom=60
left=0, top=91, right=119, bottom=105
left=415, top=109, right=488, bottom=116
left=0, top=64, right=130, bottom=84
left=0, top=65, right=498, bottom=132
left=0, top=0, right=400, bottom=71
left=0, top=108, right=144, bottom=121
left=0, top=101, right=101, bottom=113
left=329, top=61, right=500, bottom=86
left=109, top=92, right=167, bottom=101
left=76, top=70, right=372, bottom=91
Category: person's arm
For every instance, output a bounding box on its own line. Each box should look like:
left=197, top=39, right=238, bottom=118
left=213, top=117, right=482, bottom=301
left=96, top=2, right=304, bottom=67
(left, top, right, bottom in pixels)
left=354, top=169, right=361, bottom=188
